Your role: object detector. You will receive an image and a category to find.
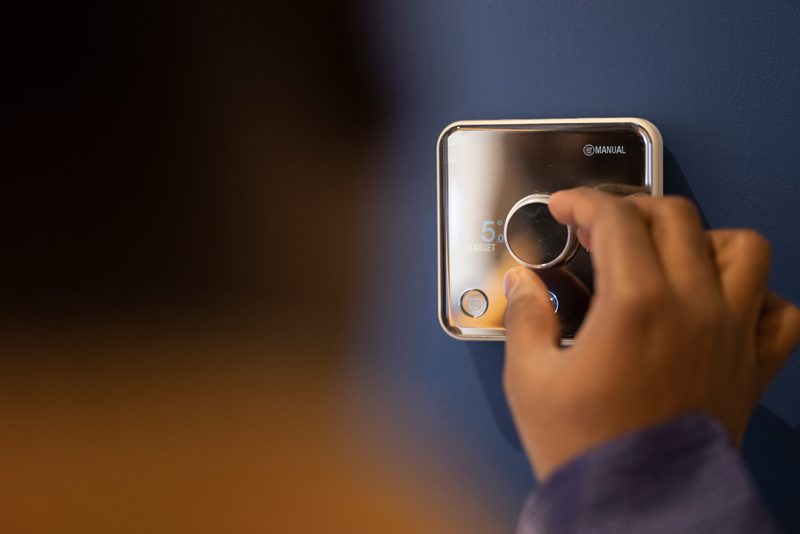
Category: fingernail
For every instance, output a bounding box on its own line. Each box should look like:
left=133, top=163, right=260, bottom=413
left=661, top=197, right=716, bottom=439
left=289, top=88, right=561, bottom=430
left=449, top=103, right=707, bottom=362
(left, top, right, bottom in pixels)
left=504, top=269, right=520, bottom=298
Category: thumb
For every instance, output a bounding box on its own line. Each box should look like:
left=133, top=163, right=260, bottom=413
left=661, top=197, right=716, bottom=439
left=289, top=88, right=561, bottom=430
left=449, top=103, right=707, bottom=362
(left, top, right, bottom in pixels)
left=504, top=267, right=561, bottom=360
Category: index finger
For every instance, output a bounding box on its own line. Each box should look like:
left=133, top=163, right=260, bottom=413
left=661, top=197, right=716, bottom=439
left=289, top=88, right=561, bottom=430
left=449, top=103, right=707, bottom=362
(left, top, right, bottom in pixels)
left=549, top=188, right=663, bottom=293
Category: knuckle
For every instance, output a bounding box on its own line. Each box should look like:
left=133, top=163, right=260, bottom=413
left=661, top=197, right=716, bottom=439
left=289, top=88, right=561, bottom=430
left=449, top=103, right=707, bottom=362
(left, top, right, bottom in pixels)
left=617, top=279, right=666, bottom=314
left=613, top=199, right=638, bottom=218
left=692, top=299, right=725, bottom=328
left=736, top=229, right=772, bottom=260
left=637, top=285, right=666, bottom=311
left=660, top=196, right=700, bottom=222
left=598, top=199, right=639, bottom=227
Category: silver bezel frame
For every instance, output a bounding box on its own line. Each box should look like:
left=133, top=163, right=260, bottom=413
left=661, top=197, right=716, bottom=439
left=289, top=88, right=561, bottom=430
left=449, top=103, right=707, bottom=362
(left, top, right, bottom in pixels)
left=436, top=117, right=664, bottom=341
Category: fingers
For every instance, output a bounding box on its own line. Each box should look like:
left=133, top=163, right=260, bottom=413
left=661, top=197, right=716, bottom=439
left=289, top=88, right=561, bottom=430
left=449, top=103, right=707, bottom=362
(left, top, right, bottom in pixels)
left=626, top=196, right=719, bottom=296
left=503, top=267, right=561, bottom=367
left=755, top=292, right=800, bottom=389
left=549, top=188, right=662, bottom=295
left=706, top=230, right=772, bottom=325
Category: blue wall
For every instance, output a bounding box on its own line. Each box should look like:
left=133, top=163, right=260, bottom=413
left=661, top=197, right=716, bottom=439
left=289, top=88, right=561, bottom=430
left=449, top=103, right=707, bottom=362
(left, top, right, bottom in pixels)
left=347, top=2, right=800, bottom=530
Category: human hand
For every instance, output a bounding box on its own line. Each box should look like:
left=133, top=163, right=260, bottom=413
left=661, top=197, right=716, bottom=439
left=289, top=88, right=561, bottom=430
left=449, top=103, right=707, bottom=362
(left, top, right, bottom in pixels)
left=502, top=188, right=800, bottom=481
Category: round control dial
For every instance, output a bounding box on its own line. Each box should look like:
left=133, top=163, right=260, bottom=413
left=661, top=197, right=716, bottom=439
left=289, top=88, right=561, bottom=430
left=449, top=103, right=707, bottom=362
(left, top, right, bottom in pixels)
left=504, top=194, right=578, bottom=270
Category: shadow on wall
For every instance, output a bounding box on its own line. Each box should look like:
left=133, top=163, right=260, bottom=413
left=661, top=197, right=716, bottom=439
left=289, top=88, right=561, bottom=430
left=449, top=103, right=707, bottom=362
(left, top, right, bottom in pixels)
left=469, top=342, right=522, bottom=451
left=744, top=405, right=800, bottom=533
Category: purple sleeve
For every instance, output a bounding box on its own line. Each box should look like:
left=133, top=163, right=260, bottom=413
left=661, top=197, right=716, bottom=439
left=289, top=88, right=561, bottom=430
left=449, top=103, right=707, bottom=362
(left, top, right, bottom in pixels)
left=517, top=413, right=779, bottom=534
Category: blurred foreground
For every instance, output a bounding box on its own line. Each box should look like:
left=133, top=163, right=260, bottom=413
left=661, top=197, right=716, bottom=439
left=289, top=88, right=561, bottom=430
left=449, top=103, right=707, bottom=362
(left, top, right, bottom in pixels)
left=0, top=320, right=496, bottom=533
left=3, top=2, right=499, bottom=532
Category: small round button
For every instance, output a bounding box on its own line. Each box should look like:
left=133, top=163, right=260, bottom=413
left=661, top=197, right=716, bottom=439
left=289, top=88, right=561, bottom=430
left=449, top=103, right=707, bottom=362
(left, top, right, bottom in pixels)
left=460, top=289, right=488, bottom=318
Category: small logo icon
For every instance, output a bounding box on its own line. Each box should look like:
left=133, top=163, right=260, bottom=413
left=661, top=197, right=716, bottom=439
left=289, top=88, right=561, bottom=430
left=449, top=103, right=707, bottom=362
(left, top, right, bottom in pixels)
left=583, top=144, right=626, bottom=156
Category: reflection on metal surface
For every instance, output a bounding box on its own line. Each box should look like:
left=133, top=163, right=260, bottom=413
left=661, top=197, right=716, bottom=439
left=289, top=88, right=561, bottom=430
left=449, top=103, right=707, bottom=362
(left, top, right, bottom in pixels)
left=504, top=194, right=578, bottom=270
left=547, top=291, right=559, bottom=313
left=437, top=118, right=663, bottom=341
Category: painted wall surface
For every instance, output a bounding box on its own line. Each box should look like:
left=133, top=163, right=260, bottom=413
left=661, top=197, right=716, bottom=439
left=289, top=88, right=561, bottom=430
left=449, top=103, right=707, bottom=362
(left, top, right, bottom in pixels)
left=346, top=2, right=800, bottom=531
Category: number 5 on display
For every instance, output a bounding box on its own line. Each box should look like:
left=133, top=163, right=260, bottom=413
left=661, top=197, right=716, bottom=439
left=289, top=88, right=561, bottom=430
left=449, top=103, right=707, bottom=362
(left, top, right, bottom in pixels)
left=482, top=220, right=496, bottom=243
